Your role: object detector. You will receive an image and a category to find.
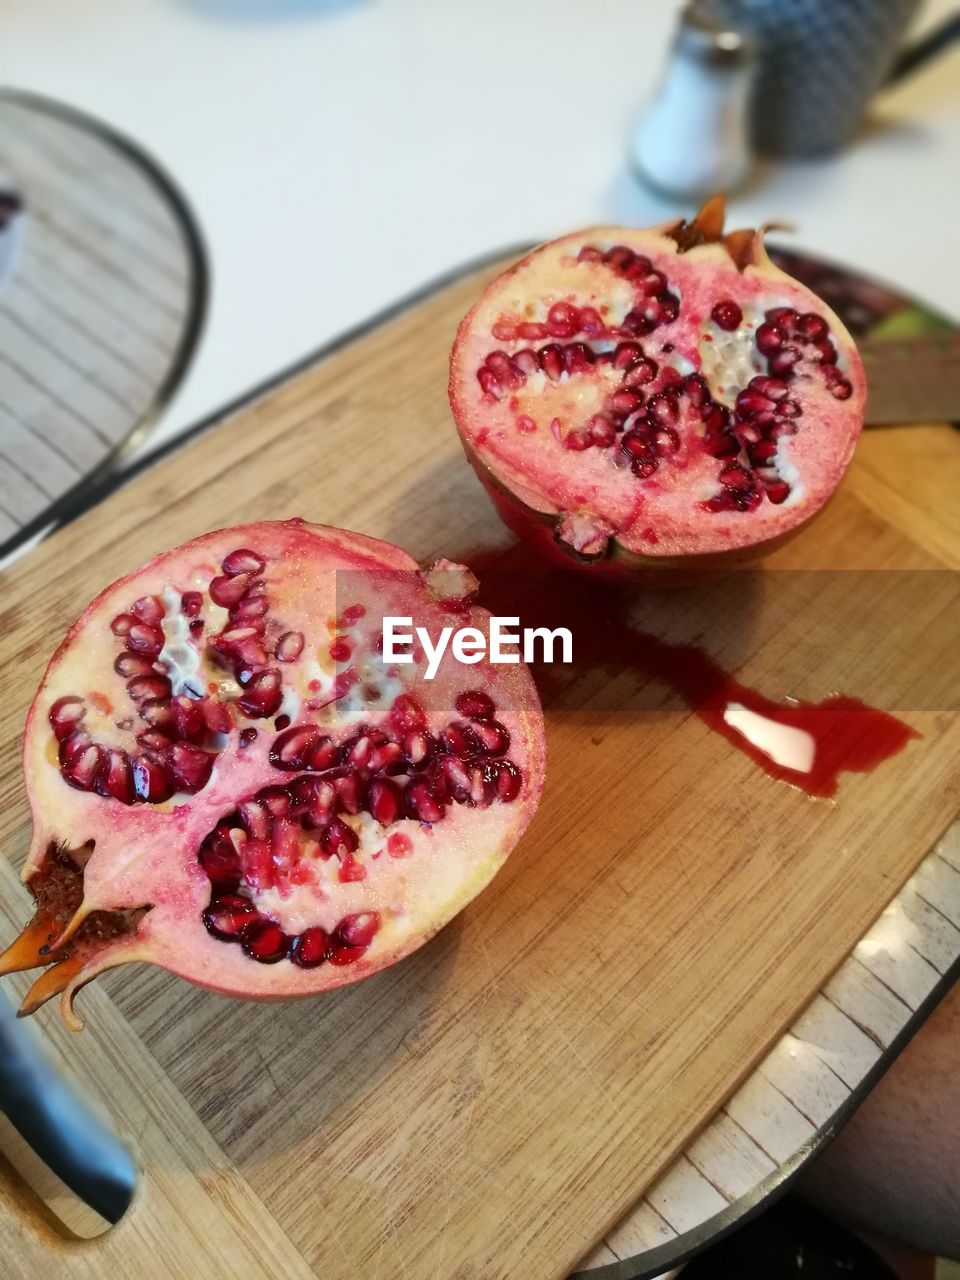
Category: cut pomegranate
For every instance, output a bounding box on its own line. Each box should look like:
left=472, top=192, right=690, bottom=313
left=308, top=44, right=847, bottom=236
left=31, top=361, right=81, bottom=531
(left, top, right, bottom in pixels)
left=449, top=197, right=866, bottom=573
left=3, top=520, right=545, bottom=1028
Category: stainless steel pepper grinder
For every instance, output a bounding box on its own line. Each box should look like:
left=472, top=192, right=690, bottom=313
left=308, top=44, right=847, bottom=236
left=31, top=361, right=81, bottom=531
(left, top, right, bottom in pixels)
left=629, top=4, right=756, bottom=200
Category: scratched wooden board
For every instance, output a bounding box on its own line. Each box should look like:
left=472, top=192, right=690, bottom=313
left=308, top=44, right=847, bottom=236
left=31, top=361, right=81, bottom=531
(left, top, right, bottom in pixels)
left=0, top=254, right=957, bottom=1280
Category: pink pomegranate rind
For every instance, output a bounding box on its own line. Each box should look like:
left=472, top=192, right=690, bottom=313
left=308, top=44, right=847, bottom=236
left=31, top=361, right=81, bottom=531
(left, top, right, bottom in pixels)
left=449, top=199, right=867, bottom=573
left=3, top=520, right=545, bottom=1028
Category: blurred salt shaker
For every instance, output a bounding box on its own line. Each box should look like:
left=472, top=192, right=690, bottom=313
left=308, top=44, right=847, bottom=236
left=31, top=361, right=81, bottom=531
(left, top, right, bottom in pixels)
left=630, top=5, right=756, bottom=200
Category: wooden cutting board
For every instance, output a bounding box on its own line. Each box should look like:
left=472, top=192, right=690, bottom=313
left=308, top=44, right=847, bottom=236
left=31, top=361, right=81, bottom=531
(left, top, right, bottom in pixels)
left=0, top=254, right=958, bottom=1280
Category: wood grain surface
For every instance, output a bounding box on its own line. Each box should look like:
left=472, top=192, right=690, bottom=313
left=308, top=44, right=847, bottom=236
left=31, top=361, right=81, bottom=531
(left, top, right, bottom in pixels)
left=0, top=255, right=957, bottom=1280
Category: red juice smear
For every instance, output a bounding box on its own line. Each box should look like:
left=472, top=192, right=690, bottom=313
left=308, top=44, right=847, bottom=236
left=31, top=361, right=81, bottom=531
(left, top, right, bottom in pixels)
left=629, top=632, right=920, bottom=798
left=464, top=544, right=921, bottom=798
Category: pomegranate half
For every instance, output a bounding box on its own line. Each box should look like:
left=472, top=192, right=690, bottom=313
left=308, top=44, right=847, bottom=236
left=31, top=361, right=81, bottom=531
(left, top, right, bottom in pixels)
left=449, top=198, right=866, bottom=573
left=1, top=520, right=545, bottom=1028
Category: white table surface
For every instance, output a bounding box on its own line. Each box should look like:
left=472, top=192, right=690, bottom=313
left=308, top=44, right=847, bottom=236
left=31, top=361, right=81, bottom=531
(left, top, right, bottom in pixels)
left=4, top=0, right=959, bottom=460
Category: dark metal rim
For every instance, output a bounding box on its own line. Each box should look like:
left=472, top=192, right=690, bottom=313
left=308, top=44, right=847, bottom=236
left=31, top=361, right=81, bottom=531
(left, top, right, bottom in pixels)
left=0, top=87, right=210, bottom=563
left=572, top=954, right=960, bottom=1280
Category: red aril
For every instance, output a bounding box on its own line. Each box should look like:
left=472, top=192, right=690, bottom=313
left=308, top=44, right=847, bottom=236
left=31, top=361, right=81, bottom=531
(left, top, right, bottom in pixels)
left=1, top=520, right=545, bottom=1028
left=449, top=197, right=866, bottom=575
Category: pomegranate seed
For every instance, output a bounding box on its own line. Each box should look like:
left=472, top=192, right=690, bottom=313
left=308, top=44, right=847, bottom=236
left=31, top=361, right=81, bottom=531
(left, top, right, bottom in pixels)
left=387, top=832, right=413, bottom=859
left=335, top=772, right=365, bottom=815
left=825, top=370, right=853, bottom=400
left=337, top=912, right=380, bottom=950
left=495, top=759, right=522, bottom=802
left=270, top=724, right=320, bottom=770
left=407, top=781, right=444, bottom=823
left=97, top=748, right=134, bottom=804
left=390, top=693, right=427, bottom=733
left=611, top=342, right=641, bottom=369
left=564, top=429, right=591, bottom=451
left=607, top=390, right=641, bottom=419
left=231, top=594, right=269, bottom=622
left=241, top=919, right=289, bottom=963
left=750, top=441, right=778, bottom=463
left=306, top=781, right=337, bottom=826
left=110, top=613, right=137, bottom=637
left=563, top=343, right=594, bottom=375
left=237, top=669, right=283, bottom=718
left=59, top=730, right=91, bottom=766
left=440, top=754, right=472, bottom=802
left=222, top=548, right=265, bottom=576
left=289, top=927, right=330, bottom=968
left=346, top=734, right=371, bottom=766
left=440, top=722, right=477, bottom=756
left=127, top=674, right=172, bottom=704
left=477, top=368, right=502, bottom=399
left=546, top=302, right=580, bottom=339
left=769, top=348, right=800, bottom=376
left=170, top=742, right=214, bottom=792
left=127, top=623, right=164, bottom=656
left=579, top=307, right=604, bottom=336
left=199, top=828, right=242, bottom=885
left=339, top=603, right=366, bottom=627
left=402, top=731, right=433, bottom=767
left=368, top=777, right=402, bottom=826
left=175, top=695, right=206, bottom=742
left=258, top=786, right=292, bottom=817
left=765, top=481, right=791, bottom=504
left=329, top=638, right=351, bottom=662
left=755, top=322, right=784, bottom=355
left=114, top=651, right=154, bottom=678
left=132, top=754, right=175, bottom=802
left=203, top=894, right=256, bottom=941
left=468, top=762, right=495, bottom=807
left=240, top=838, right=273, bottom=890
left=652, top=426, right=681, bottom=454
left=131, top=596, right=164, bottom=625
left=538, top=344, right=565, bottom=381
left=367, top=739, right=400, bottom=772
left=209, top=572, right=253, bottom=607
left=455, top=690, right=494, bottom=720
left=49, top=696, right=86, bottom=741
left=799, top=312, right=828, bottom=340
left=647, top=392, right=679, bottom=428
left=180, top=591, right=203, bottom=617
left=309, top=736, right=339, bottom=771
left=720, top=464, right=753, bottom=490
left=471, top=718, right=511, bottom=756
left=320, top=817, right=359, bottom=857
left=240, top=727, right=258, bottom=747
left=577, top=245, right=603, bottom=263
left=623, top=357, right=658, bottom=388
left=276, top=631, right=304, bottom=662
left=588, top=415, right=617, bottom=447
left=136, top=728, right=173, bottom=753
left=201, top=697, right=233, bottom=734
left=139, top=697, right=176, bottom=733
left=711, top=300, right=742, bottom=331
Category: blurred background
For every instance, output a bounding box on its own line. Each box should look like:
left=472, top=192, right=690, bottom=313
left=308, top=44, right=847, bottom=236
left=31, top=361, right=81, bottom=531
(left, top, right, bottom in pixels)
left=2, top=0, right=957, bottom=464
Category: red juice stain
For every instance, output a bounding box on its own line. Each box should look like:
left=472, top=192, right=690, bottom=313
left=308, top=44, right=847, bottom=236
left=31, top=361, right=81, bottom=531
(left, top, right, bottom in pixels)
left=464, top=542, right=920, bottom=799
left=629, top=631, right=920, bottom=799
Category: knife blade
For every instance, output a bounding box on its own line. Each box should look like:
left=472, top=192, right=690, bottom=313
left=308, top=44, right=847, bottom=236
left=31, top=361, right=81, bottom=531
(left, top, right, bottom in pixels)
left=861, top=331, right=960, bottom=426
